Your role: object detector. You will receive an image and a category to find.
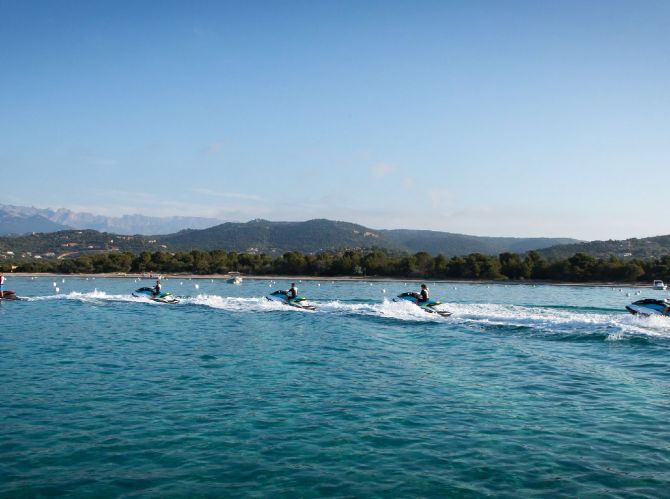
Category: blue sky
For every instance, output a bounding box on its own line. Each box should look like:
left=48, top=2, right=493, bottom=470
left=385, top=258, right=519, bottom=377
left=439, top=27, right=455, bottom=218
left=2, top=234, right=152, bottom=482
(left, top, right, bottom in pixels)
left=1, top=0, right=668, bottom=240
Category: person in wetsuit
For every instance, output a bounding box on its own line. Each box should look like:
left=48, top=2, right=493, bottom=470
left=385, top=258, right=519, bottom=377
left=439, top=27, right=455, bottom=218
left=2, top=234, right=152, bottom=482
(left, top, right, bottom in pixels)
left=417, top=284, right=429, bottom=303
left=409, top=284, right=429, bottom=303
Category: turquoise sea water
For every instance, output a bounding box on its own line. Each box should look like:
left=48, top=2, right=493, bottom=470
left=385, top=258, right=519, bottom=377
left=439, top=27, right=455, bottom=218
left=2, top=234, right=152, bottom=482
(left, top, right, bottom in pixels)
left=1, top=277, right=670, bottom=497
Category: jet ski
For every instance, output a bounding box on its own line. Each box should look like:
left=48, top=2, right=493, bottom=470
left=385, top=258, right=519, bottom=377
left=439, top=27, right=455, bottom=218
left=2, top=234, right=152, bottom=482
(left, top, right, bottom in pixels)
left=132, top=287, right=180, bottom=304
left=0, top=290, right=20, bottom=301
left=266, top=290, right=316, bottom=310
left=625, top=298, right=670, bottom=316
left=393, top=292, right=452, bottom=317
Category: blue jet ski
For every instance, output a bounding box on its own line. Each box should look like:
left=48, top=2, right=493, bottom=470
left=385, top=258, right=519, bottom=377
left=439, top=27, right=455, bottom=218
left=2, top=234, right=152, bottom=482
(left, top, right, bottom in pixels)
left=626, top=298, right=670, bottom=316
left=266, top=290, right=316, bottom=310
left=393, top=292, right=452, bottom=317
left=132, top=287, right=180, bottom=304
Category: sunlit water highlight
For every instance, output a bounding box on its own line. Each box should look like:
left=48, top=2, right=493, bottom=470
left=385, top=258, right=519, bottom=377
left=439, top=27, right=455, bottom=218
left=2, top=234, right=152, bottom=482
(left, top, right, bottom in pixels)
left=1, top=277, right=670, bottom=496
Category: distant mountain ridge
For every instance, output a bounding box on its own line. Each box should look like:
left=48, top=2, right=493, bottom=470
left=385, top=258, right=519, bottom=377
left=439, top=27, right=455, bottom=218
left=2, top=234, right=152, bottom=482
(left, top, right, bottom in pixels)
left=0, top=218, right=580, bottom=258
left=0, top=204, right=221, bottom=235
left=0, top=210, right=71, bottom=235
left=0, top=205, right=583, bottom=257
left=3, top=205, right=670, bottom=261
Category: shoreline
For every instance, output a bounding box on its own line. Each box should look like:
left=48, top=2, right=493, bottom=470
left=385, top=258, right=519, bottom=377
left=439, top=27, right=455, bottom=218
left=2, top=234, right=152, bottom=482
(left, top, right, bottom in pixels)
left=4, top=272, right=655, bottom=288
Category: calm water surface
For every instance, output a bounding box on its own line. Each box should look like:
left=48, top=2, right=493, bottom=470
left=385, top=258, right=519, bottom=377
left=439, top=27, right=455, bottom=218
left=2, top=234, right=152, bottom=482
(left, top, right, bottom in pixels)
left=1, top=277, right=669, bottom=497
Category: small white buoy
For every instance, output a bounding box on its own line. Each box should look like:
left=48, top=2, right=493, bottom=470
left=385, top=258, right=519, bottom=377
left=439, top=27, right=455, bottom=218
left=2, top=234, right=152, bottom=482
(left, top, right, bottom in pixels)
left=382, top=289, right=386, bottom=294
left=317, top=283, right=321, bottom=286
left=53, top=282, right=57, bottom=287
left=55, top=287, right=60, bottom=293
left=180, top=282, right=183, bottom=285
left=62, top=279, right=65, bottom=283
left=195, top=284, right=199, bottom=289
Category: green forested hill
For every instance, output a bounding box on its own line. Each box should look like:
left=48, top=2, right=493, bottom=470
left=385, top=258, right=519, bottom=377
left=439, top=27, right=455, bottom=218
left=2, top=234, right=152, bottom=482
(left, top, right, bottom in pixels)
left=382, top=229, right=578, bottom=256
left=0, top=219, right=584, bottom=258
left=160, top=219, right=580, bottom=255
left=0, top=230, right=161, bottom=255
left=538, top=235, right=670, bottom=260
left=160, top=219, right=397, bottom=253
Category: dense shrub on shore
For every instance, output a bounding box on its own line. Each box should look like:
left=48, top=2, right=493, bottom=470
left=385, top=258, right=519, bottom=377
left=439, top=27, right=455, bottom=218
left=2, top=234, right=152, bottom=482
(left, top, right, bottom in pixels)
left=0, top=249, right=664, bottom=283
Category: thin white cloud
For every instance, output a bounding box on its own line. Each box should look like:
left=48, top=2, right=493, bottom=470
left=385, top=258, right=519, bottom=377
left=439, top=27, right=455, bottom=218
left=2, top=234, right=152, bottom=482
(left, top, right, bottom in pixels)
left=370, top=163, right=396, bottom=179
left=426, top=189, right=456, bottom=210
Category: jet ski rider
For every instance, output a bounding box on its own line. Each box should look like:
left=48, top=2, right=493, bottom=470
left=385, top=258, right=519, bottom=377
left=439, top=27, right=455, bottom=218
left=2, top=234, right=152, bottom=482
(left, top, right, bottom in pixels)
left=154, top=277, right=162, bottom=296
left=413, top=284, right=429, bottom=303
left=287, top=283, right=298, bottom=301
left=0, top=272, right=5, bottom=298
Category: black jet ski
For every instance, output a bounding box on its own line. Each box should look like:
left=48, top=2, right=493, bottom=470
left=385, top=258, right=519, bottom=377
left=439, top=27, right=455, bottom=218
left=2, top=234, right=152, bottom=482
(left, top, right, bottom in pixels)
left=266, top=290, right=316, bottom=310
left=625, top=298, right=670, bottom=316
left=0, top=290, right=20, bottom=301
left=132, top=287, right=180, bottom=304
left=393, top=292, right=452, bottom=317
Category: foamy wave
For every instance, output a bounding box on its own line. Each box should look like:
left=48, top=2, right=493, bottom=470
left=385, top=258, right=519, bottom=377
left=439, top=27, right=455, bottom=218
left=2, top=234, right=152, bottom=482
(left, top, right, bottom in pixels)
left=184, top=295, right=446, bottom=320
left=316, top=299, right=450, bottom=322
left=183, top=294, right=315, bottom=312
left=446, top=302, right=670, bottom=340
left=21, top=290, right=670, bottom=339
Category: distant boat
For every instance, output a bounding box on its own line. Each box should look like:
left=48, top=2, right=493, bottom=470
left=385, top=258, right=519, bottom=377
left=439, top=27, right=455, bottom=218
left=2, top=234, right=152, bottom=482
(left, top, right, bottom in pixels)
left=653, top=280, right=667, bottom=290
left=227, top=274, right=243, bottom=285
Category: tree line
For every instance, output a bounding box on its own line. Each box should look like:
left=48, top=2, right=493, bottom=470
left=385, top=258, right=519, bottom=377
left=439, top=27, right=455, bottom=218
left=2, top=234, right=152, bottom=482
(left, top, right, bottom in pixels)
left=2, top=249, right=669, bottom=283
